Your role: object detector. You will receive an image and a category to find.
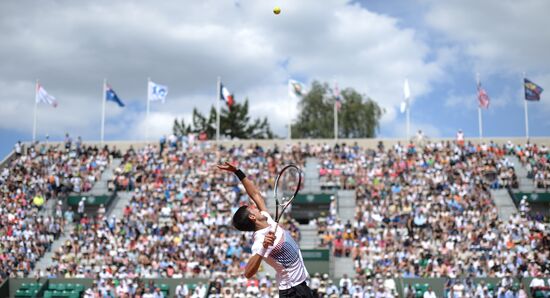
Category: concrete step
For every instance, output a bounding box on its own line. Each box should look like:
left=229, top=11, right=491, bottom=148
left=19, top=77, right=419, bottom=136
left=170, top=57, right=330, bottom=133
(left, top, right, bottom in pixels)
left=490, top=189, right=518, bottom=222
left=304, top=157, right=321, bottom=193
left=78, top=158, right=122, bottom=198
left=108, top=192, right=133, bottom=219
left=339, top=201, right=356, bottom=207
left=299, top=224, right=319, bottom=249
left=506, top=155, right=539, bottom=193
left=333, top=256, right=355, bottom=279
left=338, top=212, right=356, bottom=222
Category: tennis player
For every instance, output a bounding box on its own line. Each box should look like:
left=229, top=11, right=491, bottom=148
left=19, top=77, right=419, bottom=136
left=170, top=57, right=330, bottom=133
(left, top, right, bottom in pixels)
left=217, top=162, right=314, bottom=298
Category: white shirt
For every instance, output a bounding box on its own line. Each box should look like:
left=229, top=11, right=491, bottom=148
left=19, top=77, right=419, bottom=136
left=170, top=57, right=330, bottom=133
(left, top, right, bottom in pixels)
left=530, top=278, right=545, bottom=288
left=424, top=290, right=436, bottom=298
left=251, top=211, right=309, bottom=290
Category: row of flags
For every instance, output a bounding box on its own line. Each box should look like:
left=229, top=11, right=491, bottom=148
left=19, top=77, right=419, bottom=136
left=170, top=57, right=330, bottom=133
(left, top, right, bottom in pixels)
left=482, top=78, right=543, bottom=110
left=36, top=81, right=168, bottom=108
left=35, top=80, right=236, bottom=108
left=476, top=78, right=544, bottom=109
left=35, top=77, right=545, bottom=112
left=397, top=77, right=545, bottom=114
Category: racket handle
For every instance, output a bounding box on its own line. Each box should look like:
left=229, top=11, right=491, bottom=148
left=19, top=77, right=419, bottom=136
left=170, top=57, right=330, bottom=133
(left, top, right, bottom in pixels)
left=273, top=224, right=279, bottom=234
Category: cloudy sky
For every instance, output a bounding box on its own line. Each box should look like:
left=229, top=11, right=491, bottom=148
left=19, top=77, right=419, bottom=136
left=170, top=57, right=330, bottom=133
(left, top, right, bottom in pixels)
left=1, top=0, right=549, bottom=157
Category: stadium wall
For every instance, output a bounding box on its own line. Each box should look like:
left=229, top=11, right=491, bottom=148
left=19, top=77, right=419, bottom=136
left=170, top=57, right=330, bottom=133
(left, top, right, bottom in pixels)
left=3, top=277, right=543, bottom=298
left=0, top=150, right=15, bottom=170
left=5, top=277, right=210, bottom=298
left=18, top=137, right=550, bottom=155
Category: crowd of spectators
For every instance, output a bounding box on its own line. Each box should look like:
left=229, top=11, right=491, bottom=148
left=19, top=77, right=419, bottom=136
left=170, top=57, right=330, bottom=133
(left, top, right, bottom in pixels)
left=38, top=139, right=305, bottom=298
left=316, top=140, right=549, bottom=282
left=3, top=135, right=550, bottom=297
left=208, top=272, right=397, bottom=297
left=511, top=142, right=550, bottom=189
left=0, top=136, right=116, bottom=283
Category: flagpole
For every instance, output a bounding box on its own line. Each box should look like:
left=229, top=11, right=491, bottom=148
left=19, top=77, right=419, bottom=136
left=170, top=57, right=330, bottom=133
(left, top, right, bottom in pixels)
left=523, top=100, right=529, bottom=140
left=217, top=77, right=221, bottom=142
left=146, top=78, right=151, bottom=143
left=288, top=107, right=292, bottom=140
left=288, top=92, right=292, bottom=140
left=32, top=80, right=38, bottom=142
left=476, top=73, right=483, bottom=139
left=404, top=79, right=411, bottom=140
left=334, top=99, right=338, bottom=141
left=406, top=102, right=410, bottom=141
left=101, top=79, right=106, bottom=145
left=478, top=108, right=483, bottom=139
left=522, top=72, right=529, bottom=140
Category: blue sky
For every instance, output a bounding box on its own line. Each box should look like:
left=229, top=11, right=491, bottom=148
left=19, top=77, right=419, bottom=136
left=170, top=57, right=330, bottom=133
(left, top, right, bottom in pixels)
left=0, top=0, right=549, bottom=158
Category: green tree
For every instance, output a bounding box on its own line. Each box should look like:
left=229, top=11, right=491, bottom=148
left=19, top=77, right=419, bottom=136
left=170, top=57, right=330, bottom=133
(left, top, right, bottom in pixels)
left=339, top=89, right=383, bottom=138
left=172, top=118, right=191, bottom=137
left=292, top=81, right=334, bottom=138
left=190, top=107, right=216, bottom=138
left=292, top=81, right=383, bottom=138
left=220, top=99, right=274, bottom=139
left=247, top=117, right=275, bottom=139
left=174, top=99, right=275, bottom=140
left=220, top=100, right=251, bottom=139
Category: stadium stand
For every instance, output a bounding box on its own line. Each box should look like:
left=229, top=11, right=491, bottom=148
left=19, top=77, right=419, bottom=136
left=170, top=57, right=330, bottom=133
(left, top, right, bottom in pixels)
left=0, top=137, right=548, bottom=297
left=0, top=137, right=118, bottom=286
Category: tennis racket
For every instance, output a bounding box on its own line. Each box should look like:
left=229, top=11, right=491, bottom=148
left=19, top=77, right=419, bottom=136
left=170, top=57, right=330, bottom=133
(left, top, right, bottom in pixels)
left=273, top=164, right=302, bottom=233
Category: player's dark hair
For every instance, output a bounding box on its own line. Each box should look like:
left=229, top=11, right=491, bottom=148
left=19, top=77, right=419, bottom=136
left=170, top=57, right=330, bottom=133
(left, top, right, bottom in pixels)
left=232, top=205, right=256, bottom=232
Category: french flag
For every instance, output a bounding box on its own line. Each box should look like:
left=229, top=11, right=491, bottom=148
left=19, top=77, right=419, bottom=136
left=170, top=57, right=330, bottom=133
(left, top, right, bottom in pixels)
left=220, top=83, right=234, bottom=107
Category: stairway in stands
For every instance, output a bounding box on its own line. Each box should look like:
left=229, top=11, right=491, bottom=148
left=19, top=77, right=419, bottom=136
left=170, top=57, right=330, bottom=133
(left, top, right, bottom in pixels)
left=32, top=158, right=122, bottom=274
left=333, top=190, right=356, bottom=278
left=486, top=156, right=523, bottom=222
left=299, top=157, right=322, bottom=249
left=508, top=155, right=536, bottom=192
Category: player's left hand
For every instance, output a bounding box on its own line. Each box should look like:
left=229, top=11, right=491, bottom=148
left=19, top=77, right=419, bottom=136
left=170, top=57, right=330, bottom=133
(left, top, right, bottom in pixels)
left=263, top=231, right=275, bottom=248
left=216, top=162, right=238, bottom=173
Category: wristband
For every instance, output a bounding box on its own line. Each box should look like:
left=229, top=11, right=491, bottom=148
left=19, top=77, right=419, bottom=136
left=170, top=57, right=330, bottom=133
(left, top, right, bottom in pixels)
left=235, top=169, right=246, bottom=181
left=259, top=247, right=268, bottom=258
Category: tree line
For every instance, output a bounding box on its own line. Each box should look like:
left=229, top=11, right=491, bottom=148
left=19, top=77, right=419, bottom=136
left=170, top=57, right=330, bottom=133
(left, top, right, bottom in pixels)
left=173, top=81, right=383, bottom=140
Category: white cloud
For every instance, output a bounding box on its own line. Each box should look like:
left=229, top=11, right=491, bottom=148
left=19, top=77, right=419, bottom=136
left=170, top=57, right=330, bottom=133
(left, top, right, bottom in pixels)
left=0, top=0, right=443, bottom=141
left=424, top=0, right=550, bottom=74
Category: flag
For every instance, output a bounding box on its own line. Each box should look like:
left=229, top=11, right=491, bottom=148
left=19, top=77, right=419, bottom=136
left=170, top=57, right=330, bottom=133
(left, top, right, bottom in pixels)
left=148, top=81, right=168, bottom=102
left=220, top=83, right=234, bottom=107
left=36, top=84, right=58, bottom=107
left=477, top=82, right=490, bottom=108
left=524, top=78, right=544, bottom=101
left=105, top=84, right=125, bottom=107
left=288, top=79, right=306, bottom=98
left=400, top=79, right=410, bottom=113
left=333, top=83, right=341, bottom=110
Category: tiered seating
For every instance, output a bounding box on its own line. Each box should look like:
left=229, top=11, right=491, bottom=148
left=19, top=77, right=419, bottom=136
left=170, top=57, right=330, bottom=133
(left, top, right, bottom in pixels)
left=43, top=283, right=85, bottom=298
left=413, top=283, right=429, bottom=298
left=14, top=282, right=42, bottom=298
left=0, top=138, right=118, bottom=282
left=41, top=141, right=304, bottom=295
left=154, top=283, right=170, bottom=297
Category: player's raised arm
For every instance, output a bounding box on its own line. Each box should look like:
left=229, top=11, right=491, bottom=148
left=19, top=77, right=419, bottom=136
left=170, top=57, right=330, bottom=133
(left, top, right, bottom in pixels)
left=217, top=162, right=268, bottom=212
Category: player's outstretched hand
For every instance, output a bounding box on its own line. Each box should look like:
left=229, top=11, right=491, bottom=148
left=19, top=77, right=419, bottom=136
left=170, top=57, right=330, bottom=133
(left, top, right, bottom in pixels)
left=263, top=231, right=275, bottom=248
left=217, top=162, right=237, bottom=173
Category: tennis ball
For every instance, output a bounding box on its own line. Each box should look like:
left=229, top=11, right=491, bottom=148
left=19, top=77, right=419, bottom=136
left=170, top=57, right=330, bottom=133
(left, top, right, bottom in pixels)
left=273, top=6, right=281, bottom=15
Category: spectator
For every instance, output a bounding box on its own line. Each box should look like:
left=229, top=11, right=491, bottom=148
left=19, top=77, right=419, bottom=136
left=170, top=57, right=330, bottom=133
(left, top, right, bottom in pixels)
left=424, top=286, right=436, bottom=298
